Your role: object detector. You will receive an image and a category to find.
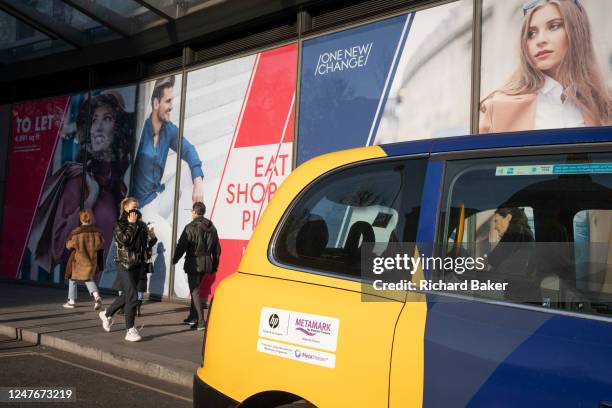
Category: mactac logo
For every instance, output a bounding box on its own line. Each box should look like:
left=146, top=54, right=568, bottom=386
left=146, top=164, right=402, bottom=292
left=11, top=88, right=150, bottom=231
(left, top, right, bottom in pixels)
left=268, top=314, right=280, bottom=329
left=315, top=42, right=374, bottom=76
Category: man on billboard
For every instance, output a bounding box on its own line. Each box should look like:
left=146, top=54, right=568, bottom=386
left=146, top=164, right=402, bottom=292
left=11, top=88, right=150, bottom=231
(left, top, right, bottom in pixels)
left=132, top=75, right=204, bottom=206
left=127, top=75, right=205, bottom=297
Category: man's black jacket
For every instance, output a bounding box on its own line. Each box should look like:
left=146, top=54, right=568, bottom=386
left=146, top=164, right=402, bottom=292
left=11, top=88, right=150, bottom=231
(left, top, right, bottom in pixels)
left=172, top=216, right=221, bottom=274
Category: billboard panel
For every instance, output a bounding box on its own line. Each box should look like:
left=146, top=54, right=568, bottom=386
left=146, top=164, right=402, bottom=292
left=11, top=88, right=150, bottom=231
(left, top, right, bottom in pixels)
left=298, top=0, right=472, bottom=164
left=100, top=76, right=183, bottom=297
left=176, top=43, right=297, bottom=298
left=479, top=0, right=612, bottom=133
left=1, top=86, right=136, bottom=283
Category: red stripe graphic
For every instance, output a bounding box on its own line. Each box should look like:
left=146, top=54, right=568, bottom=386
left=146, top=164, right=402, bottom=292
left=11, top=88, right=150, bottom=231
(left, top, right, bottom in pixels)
left=202, top=43, right=298, bottom=299
left=233, top=44, right=297, bottom=147
left=257, top=94, right=295, bottom=220
left=210, top=55, right=260, bottom=221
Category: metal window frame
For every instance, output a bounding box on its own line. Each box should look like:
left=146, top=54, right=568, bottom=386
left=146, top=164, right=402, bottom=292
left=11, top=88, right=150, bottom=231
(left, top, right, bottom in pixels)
left=169, top=55, right=189, bottom=300
left=131, top=0, right=174, bottom=21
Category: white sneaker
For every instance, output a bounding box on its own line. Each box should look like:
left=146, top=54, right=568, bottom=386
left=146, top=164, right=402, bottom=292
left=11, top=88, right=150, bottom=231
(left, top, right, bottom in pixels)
left=99, top=311, right=113, bottom=332
left=63, top=301, right=75, bottom=309
left=125, top=327, right=142, bottom=342
left=94, top=297, right=102, bottom=311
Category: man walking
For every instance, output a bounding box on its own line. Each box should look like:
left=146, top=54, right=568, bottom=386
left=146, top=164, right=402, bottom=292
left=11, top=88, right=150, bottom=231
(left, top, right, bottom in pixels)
left=173, top=202, right=221, bottom=330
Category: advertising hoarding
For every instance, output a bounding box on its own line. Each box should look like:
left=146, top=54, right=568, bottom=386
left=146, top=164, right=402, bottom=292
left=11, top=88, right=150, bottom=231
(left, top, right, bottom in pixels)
left=176, top=43, right=297, bottom=298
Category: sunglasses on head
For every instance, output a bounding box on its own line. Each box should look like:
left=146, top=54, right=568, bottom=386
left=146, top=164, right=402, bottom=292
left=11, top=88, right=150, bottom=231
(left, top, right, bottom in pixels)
left=523, top=0, right=581, bottom=16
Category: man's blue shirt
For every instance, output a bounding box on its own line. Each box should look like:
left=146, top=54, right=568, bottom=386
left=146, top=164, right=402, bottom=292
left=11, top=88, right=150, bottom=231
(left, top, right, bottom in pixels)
left=132, top=117, right=203, bottom=207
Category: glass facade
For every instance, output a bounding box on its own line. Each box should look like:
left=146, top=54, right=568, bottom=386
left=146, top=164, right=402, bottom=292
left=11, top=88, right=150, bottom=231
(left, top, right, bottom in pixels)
left=2, top=0, right=612, bottom=299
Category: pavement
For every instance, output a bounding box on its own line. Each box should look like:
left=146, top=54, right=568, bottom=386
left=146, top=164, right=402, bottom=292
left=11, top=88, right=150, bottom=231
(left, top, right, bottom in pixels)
left=0, top=282, right=204, bottom=389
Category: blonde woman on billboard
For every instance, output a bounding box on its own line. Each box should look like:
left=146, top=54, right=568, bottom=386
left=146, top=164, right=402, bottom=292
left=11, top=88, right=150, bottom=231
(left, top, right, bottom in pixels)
left=479, top=0, right=612, bottom=133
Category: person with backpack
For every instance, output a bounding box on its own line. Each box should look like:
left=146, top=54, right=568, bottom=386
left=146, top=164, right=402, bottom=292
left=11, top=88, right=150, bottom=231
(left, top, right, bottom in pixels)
left=172, top=202, right=221, bottom=330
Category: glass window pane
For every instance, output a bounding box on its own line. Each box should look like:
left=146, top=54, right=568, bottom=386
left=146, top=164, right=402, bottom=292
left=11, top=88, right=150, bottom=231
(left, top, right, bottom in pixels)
left=0, top=9, right=48, bottom=50
left=0, top=9, right=72, bottom=63
left=297, top=0, right=473, bottom=166
left=438, top=152, right=612, bottom=318
left=35, top=0, right=101, bottom=31
left=6, top=0, right=120, bottom=45
left=94, top=0, right=165, bottom=30
left=479, top=0, right=612, bottom=133
left=274, top=159, right=426, bottom=279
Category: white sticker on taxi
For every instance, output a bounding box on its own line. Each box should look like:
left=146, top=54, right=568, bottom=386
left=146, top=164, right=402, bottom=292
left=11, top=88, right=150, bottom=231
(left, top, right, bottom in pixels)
left=257, top=339, right=336, bottom=368
left=258, top=307, right=340, bottom=352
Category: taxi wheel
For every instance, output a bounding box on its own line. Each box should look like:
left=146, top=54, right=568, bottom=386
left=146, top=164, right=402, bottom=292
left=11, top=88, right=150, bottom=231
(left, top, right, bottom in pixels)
left=275, top=400, right=315, bottom=408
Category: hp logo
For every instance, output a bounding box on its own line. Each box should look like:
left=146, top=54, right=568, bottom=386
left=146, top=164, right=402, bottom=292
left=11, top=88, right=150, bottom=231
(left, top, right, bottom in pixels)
left=268, top=314, right=280, bottom=329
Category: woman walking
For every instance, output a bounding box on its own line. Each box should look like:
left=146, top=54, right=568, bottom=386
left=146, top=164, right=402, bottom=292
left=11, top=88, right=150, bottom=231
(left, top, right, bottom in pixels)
left=99, top=197, right=156, bottom=342
left=63, top=210, right=104, bottom=310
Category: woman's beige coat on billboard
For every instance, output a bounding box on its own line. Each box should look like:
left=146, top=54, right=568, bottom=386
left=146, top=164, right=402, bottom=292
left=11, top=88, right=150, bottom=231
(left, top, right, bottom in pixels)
left=479, top=92, right=596, bottom=133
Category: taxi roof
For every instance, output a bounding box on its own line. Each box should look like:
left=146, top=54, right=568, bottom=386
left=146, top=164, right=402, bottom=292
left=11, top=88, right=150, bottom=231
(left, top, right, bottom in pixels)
left=381, top=127, right=612, bottom=157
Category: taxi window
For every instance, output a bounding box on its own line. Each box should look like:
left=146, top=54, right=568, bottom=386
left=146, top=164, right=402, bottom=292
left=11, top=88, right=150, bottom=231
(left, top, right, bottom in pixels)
left=274, top=159, right=427, bottom=279
left=438, top=152, right=612, bottom=317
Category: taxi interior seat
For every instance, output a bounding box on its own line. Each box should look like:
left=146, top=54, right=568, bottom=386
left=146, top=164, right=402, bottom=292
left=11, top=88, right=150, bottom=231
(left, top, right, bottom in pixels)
left=344, top=221, right=375, bottom=269
left=295, top=215, right=329, bottom=259
left=536, top=216, right=575, bottom=306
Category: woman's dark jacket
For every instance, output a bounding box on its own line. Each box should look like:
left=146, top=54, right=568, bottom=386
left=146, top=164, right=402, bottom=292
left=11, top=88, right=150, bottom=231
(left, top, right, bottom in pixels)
left=172, top=216, right=221, bottom=274
left=487, top=223, right=534, bottom=269
left=487, top=222, right=536, bottom=300
left=114, top=212, right=157, bottom=271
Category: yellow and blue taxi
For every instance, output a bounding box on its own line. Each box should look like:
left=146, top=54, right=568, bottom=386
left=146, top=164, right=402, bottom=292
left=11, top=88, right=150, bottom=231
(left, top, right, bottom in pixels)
left=194, top=127, right=612, bottom=408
